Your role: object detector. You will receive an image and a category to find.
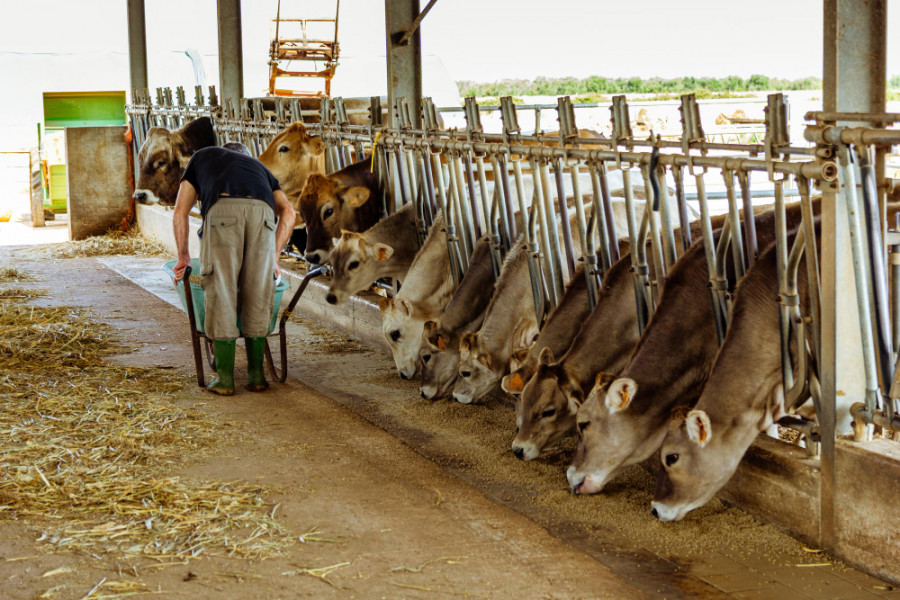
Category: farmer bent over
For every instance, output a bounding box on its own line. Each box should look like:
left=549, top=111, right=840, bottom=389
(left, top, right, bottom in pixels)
left=172, top=143, right=296, bottom=395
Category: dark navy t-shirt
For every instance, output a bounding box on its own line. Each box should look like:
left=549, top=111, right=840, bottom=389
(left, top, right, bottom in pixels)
left=180, top=147, right=281, bottom=218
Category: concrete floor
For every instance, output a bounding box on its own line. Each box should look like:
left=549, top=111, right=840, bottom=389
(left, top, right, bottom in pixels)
left=1, top=248, right=898, bottom=599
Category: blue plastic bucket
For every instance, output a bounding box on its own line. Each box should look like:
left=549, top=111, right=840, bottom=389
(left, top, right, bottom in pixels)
left=163, top=259, right=290, bottom=335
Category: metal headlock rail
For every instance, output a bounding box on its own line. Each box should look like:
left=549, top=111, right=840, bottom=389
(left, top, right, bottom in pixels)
left=127, top=87, right=900, bottom=443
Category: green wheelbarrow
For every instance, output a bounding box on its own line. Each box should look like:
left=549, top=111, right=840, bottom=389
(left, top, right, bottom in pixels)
left=163, top=259, right=329, bottom=388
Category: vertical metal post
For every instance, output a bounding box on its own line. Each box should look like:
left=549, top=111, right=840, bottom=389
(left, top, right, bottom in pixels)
left=217, top=0, right=244, bottom=108
left=126, top=0, right=148, bottom=102
left=385, top=0, right=422, bottom=128
left=820, top=0, right=887, bottom=552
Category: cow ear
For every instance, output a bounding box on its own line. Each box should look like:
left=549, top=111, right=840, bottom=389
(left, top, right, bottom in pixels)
left=604, top=378, right=637, bottom=414
left=476, top=351, right=492, bottom=370
left=686, top=410, right=712, bottom=447
left=668, top=404, right=691, bottom=431
left=178, top=117, right=216, bottom=153
left=502, top=371, right=526, bottom=395
left=343, top=186, right=371, bottom=208
left=378, top=296, right=392, bottom=312
left=511, top=317, right=539, bottom=354
left=459, top=333, right=474, bottom=354
left=397, top=298, right=412, bottom=317
left=538, top=347, right=554, bottom=366
left=371, top=243, right=393, bottom=262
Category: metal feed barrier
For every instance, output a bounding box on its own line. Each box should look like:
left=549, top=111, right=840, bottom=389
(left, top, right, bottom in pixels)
left=126, top=87, right=900, bottom=447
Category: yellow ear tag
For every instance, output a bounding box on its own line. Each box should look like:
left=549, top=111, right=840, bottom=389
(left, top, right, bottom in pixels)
left=377, top=247, right=388, bottom=261
left=697, top=420, right=707, bottom=444
left=436, top=335, right=447, bottom=351
left=618, top=388, right=630, bottom=409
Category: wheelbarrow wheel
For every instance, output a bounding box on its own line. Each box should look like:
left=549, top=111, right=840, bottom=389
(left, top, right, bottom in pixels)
left=264, top=333, right=288, bottom=383
left=204, top=338, right=216, bottom=370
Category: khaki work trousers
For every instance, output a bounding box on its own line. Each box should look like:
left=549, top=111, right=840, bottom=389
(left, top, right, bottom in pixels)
left=200, top=197, right=276, bottom=340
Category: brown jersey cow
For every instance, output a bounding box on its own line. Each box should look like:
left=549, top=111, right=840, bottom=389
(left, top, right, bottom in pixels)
left=296, top=157, right=383, bottom=265
left=258, top=122, right=326, bottom=202
left=133, top=117, right=217, bottom=206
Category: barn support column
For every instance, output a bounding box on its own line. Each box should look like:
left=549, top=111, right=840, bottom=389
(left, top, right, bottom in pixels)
left=385, top=0, right=423, bottom=127
left=126, top=0, right=148, bottom=101
left=217, top=0, right=244, bottom=109
left=820, top=0, right=887, bottom=551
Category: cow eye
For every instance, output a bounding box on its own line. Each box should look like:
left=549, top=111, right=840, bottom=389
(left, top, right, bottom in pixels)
left=577, top=420, right=590, bottom=434
left=390, top=330, right=400, bottom=342
left=460, top=370, right=471, bottom=378
left=348, top=260, right=359, bottom=271
left=278, top=145, right=289, bottom=153
left=153, top=159, right=166, bottom=170
left=541, top=408, right=556, bottom=419
left=323, top=208, right=334, bottom=219
left=422, top=353, right=431, bottom=364
left=665, top=453, right=679, bottom=467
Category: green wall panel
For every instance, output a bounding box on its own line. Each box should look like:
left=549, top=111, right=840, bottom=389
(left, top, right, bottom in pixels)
left=43, top=92, right=126, bottom=128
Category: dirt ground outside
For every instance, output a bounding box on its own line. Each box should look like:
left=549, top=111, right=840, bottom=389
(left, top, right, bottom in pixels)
left=0, top=248, right=897, bottom=600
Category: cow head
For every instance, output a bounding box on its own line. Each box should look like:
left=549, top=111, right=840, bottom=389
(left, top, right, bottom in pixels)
left=325, top=231, right=392, bottom=305
left=508, top=348, right=579, bottom=461
left=566, top=374, right=670, bottom=495
left=380, top=296, right=426, bottom=380
left=651, top=406, right=760, bottom=522
left=134, top=117, right=216, bottom=205
left=419, top=320, right=462, bottom=400
left=297, top=174, right=372, bottom=265
left=258, top=122, right=326, bottom=200
left=453, top=317, right=538, bottom=405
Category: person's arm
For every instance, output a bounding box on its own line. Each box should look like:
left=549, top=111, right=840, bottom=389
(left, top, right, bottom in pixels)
left=272, top=189, right=296, bottom=278
left=172, top=180, right=198, bottom=281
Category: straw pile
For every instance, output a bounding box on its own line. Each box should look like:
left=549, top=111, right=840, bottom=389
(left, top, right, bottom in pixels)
left=17, top=227, right=168, bottom=259
left=0, top=294, right=294, bottom=561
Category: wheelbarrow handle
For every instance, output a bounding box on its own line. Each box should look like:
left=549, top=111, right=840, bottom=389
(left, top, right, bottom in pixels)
left=181, top=265, right=206, bottom=388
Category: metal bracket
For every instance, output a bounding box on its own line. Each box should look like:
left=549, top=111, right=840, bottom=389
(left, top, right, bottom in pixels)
left=333, top=97, right=350, bottom=129
left=610, top=95, right=633, bottom=145
left=207, top=86, right=218, bottom=108
left=463, top=96, right=484, bottom=143
left=193, top=85, right=204, bottom=107
left=175, top=86, right=186, bottom=106
left=678, top=93, right=705, bottom=156
left=319, top=97, right=334, bottom=126
left=422, top=97, right=441, bottom=134
left=500, top=96, right=521, bottom=143
left=764, top=93, right=790, bottom=181
left=556, top=96, right=578, bottom=147
left=369, top=96, right=384, bottom=128
left=394, top=97, right=413, bottom=131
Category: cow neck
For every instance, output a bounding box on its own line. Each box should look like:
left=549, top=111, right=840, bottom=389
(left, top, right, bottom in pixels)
left=621, top=243, right=718, bottom=416
left=397, top=215, right=453, bottom=311
left=529, top=267, right=592, bottom=365
left=478, top=240, right=534, bottom=360
left=365, top=204, right=419, bottom=268
left=697, top=238, right=809, bottom=440
left=563, top=254, right=639, bottom=392
left=439, top=237, right=495, bottom=333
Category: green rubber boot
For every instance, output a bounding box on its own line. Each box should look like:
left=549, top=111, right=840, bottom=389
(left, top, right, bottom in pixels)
left=207, top=339, right=236, bottom=396
left=245, top=337, right=270, bottom=392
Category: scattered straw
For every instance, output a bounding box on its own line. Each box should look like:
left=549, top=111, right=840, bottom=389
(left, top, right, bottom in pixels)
left=15, top=227, right=168, bottom=259
left=0, top=287, right=47, bottom=300
left=0, top=292, right=294, bottom=561
left=282, top=561, right=350, bottom=587
left=0, top=267, right=36, bottom=283
left=389, top=582, right=488, bottom=597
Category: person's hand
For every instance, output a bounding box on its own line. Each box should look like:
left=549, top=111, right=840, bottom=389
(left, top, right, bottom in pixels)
left=173, top=257, right=190, bottom=283
left=274, top=257, right=282, bottom=280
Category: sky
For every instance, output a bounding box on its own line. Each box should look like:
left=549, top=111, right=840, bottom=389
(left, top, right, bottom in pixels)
left=1, top=0, right=899, bottom=150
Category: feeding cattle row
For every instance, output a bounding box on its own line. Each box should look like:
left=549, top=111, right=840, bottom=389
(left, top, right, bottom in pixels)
left=129, top=86, right=900, bottom=529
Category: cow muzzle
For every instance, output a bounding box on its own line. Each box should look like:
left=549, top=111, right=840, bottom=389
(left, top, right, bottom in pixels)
left=133, top=189, right=159, bottom=205
left=650, top=501, right=682, bottom=522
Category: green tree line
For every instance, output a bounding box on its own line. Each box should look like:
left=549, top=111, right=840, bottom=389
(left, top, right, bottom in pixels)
left=457, top=74, right=897, bottom=98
